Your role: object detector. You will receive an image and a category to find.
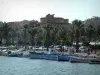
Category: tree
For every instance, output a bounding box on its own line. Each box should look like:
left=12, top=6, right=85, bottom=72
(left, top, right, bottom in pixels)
left=43, top=24, right=53, bottom=51
left=95, top=25, right=100, bottom=44
left=50, top=25, right=61, bottom=45
left=68, top=25, right=75, bottom=45
left=2, top=22, right=12, bottom=46
left=0, top=22, right=3, bottom=45
left=72, top=20, right=83, bottom=51
left=8, top=29, right=17, bottom=45
left=28, top=27, right=38, bottom=46
left=23, top=24, right=28, bottom=50
left=86, top=25, right=95, bottom=43
left=0, top=27, right=3, bottom=45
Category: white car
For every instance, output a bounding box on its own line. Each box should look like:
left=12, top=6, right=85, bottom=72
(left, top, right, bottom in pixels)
left=79, top=46, right=88, bottom=52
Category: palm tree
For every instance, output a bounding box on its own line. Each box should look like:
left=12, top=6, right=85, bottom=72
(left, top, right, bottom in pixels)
left=50, top=25, right=61, bottom=45
left=86, top=25, right=95, bottom=43
left=2, top=22, right=12, bottom=46
left=8, top=29, right=17, bottom=45
left=68, top=24, right=75, bottom=45
left=28, top=27, right=38, bottom=46
left=43, top=24, right=53, bottom=51
left=23, top=24, right=28, bottom=50
left=0, top=22, right=3, bottom=45
left=0, top=27, right=3, bottom=45
left=96, top=25, right=100, bottom=44
left=35, top=26, right=46, bottom=46
left=72, top=20, right=83, bottom=52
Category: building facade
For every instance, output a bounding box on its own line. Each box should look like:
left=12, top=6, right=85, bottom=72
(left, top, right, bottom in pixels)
left=40, top=14, right=69, bottom=24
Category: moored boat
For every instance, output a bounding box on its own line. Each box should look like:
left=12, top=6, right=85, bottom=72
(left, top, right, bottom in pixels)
left=57, top=54, right=80, bottom=61
left=29, top=51, right=79, bottom=61
left=69, top=56, right=96, bottom=63
left=22, top=51, right=30, bottom=57
left=8, top=50, right=23, bottom=57
left=29, top=48, right=80, bottom=61
left=57, top=54, right=70, bottom=61
left=29, top=51, right=58, bottom=61
left=29, top=51, right=46, bottom=59
left=89, top=58, right=100, bottom=64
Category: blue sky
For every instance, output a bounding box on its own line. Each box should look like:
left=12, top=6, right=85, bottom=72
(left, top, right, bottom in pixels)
left=0, top=0, right=100, bottom=22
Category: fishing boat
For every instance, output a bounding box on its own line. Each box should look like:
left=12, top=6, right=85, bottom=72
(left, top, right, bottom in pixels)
left=29, top=51, right=59, bottom=61
left=57, top=54, right=80, bottom=61
left=29, top=48, right=79, bottom=61
left=8, top=50, right=23, bottom=57
left=89, top=60, right=100, bottom=64
left=22, top=51, right=30, bottom=57
left=89, top=58, right=100, bottom=64
left=69, top=56, right=96, bottom=63
left=57, top=54, right=70, bottom=61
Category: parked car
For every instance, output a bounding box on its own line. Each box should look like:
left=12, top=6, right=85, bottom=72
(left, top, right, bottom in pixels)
left=79, top=46, right=88, bottom=52
left=54, top=45, right=62, bottom=50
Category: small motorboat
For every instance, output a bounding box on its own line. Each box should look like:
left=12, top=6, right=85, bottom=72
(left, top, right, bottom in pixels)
left=22, top=51, right=30, bottom=57
left=57, top=54, right=70, bottom=61
left=29, top=51, right=58, bottom=61
left=69, top=56, right=96, bottom=63
left=8, top=50, right=23, bottom=57
left=89, top=58, right=100, bottom=64
left=57, top=54, right=80, bottom=61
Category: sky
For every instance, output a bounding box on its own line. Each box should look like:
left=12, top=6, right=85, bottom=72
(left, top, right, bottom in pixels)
left=0, top=0, right=100, bottom=22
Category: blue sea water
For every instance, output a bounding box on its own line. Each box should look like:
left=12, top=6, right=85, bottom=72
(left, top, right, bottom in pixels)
left=0, top=56, right=100, bottom=75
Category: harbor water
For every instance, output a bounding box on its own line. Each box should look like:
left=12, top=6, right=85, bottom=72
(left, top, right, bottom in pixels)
left=0, top=56, right=100, bottom=75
